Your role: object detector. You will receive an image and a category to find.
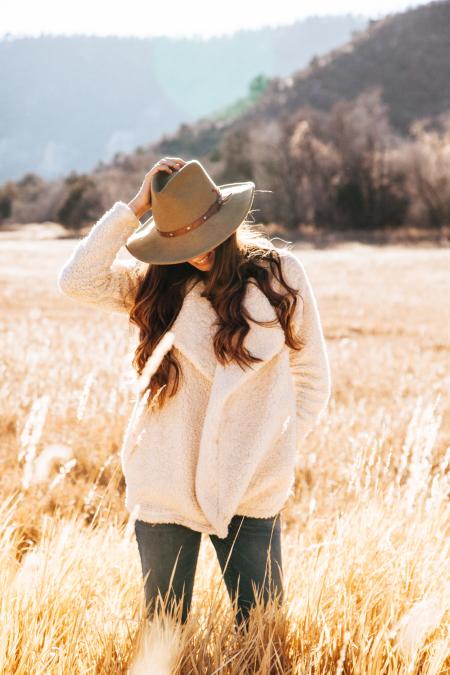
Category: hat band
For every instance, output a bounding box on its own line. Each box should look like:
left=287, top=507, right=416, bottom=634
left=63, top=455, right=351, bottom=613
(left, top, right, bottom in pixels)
left=156, top=186, right=232, bottom=238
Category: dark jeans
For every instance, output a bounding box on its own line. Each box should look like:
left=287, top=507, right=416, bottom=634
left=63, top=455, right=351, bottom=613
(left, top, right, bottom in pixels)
left=134, top=513, right=284, bottom=627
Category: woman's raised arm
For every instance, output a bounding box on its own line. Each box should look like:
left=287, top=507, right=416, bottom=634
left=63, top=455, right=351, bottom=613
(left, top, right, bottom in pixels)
left=57, top=156, right=187, bottom=314
left=57, top=200, right=146, bottom=314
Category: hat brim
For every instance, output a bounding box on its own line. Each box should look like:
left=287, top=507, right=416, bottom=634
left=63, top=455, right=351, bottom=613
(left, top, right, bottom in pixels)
left=125, top=181, right=255, bottom=265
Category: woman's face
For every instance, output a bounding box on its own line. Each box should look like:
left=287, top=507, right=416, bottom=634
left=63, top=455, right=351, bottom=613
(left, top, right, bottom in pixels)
left=187, top=247, right=216, bottom=271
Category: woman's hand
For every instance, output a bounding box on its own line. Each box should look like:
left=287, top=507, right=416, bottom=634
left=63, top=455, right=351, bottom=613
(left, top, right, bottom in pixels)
left=128, top=156, right=187, bottom=219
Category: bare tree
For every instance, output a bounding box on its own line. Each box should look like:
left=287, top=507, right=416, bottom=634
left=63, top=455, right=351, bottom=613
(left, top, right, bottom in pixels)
left=400, top=114, right=450, bottom=228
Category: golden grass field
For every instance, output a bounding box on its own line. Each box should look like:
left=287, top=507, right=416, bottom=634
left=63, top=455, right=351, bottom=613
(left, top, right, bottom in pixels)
left=0, top=224, right=449, bottom=674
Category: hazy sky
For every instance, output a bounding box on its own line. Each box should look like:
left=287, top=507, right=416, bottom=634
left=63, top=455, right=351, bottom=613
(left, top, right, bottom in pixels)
left=2, top=0, right=433, bottom=39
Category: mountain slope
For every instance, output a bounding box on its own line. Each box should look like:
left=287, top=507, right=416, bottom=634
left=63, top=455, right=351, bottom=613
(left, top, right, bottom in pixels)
left=0, top=14, right=367, bottom=183
left=237, top=0, right=450, bottom=136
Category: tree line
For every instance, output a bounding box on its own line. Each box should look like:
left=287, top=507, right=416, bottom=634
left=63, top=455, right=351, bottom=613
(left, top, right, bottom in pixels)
left=1, top=87, right=449, bottom=233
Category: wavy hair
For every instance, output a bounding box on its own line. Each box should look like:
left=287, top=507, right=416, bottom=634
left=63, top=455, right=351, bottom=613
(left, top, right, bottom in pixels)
left=128, top=214, right=305, bottom=410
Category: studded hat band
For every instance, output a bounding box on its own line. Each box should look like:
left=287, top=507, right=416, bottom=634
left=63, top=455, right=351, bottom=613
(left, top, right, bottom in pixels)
left=155, top=186, right=232, bottom=238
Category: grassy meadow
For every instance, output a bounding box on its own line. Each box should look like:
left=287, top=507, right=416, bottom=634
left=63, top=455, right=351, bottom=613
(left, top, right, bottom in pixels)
left=0, top=224, right=449, bottom=674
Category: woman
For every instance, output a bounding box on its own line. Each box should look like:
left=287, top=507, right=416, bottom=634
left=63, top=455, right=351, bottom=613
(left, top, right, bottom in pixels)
left=57, top=156, right=331, bottom=629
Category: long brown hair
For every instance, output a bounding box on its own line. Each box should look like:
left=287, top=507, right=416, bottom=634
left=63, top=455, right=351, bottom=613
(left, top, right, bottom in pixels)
left=128, top=215, right=305, bottom=409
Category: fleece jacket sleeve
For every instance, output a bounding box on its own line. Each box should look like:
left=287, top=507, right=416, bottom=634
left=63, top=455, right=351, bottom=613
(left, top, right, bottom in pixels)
left=283, top=251, right=332, bottom=443
left=57, top=201, right=146, bottom=314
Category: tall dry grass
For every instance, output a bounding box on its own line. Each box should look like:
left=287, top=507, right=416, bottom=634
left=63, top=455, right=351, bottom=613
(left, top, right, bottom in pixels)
left=0, top=232, right=449, bottom=674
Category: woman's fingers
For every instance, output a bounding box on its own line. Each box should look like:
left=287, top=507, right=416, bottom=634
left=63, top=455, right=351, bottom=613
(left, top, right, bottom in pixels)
left=146, top=157, right=186, bottom=179
left=159, top=157, right=186, bottom=172
left=136, top=157, right=187, bottom=209
left=163, top=156, right=186, bottom=166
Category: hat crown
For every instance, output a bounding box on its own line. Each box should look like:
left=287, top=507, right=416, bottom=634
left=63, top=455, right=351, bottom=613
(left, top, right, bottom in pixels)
left=151, top=160, right=221, bottom=232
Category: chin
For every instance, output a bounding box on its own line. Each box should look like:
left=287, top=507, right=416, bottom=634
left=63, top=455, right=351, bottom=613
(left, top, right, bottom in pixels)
left=189, top=251, right=215, bottom=271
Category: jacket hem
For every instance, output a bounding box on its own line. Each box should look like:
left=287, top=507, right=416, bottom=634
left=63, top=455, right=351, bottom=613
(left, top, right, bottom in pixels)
left=234, top=507, right=285, bottom=519
left=129, top=503, right=218, bottom=535
left=128, top=503, right=287, bottom=536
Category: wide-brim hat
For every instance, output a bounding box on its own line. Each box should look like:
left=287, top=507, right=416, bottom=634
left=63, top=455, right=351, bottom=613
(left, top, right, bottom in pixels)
left=125, top=159, right=255, bottom=265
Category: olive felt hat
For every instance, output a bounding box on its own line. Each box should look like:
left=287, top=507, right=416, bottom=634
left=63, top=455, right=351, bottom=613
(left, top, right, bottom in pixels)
left=125, top=159, right=256, bottom=265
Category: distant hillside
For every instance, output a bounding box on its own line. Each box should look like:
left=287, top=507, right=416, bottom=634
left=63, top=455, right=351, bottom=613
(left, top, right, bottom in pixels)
left=4, top=1, right=450, bottom=234
left=0, top=14, right=367, bottom=183
left=230, top=0, right=450, bottom=137
left=154, top=0, right=450, bottom=160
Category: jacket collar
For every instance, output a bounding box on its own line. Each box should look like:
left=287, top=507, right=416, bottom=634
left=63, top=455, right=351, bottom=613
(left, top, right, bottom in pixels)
left=170, top=276, right=286, bottom=399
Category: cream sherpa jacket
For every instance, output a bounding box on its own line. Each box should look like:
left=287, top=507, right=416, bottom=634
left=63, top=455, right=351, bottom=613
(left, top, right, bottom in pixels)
left=57, top=201, right=332, bottom=538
